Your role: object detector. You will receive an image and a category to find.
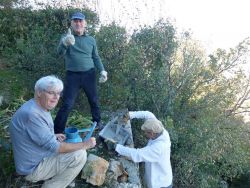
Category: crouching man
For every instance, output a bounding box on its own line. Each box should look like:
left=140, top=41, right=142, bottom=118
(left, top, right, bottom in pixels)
left=115, top=111, right=173, bottom=188
left=9, top=75, right=96, bottom=188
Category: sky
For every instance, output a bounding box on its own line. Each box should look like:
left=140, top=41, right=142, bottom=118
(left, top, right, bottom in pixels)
left=164, top=0, right=250, bottom=53
left=93, top=0, right=250, bottom=54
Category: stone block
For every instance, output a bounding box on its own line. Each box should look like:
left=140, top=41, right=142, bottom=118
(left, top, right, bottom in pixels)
left=81, top=154, right=109, bottom=186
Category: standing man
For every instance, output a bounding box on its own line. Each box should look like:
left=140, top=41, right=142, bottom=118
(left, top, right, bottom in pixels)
left=54, top=12, right=107, bottom=133
left=115, top=111, right=173, bottom=188
left=9, top=75, right=96, bottom=188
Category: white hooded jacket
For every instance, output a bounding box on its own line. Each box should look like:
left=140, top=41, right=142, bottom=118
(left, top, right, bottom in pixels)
left=115, top=111, right=173, bottom=188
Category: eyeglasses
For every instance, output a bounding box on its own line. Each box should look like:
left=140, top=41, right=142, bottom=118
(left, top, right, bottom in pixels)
left=44, top=90, right=62, bottom=97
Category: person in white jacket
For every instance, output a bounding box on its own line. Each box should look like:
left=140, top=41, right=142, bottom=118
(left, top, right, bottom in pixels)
left=115, top=111, right=173, bottom=188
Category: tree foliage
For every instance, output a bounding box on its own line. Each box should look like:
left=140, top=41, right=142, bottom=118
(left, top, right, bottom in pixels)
left=95, top=23, right=130, bottom=109
left=0, top=6, right=99, bottom=84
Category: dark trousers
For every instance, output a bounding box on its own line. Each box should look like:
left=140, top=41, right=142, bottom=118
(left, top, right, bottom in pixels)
left=54, top=69, right=101, bottom=133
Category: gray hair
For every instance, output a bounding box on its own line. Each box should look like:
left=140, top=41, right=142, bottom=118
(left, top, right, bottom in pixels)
left=34, top=75, right=63, bottom=92
left=141, top=119, right=164, bottom=134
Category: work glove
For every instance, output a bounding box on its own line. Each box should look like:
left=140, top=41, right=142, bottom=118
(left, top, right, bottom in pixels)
left=122, top=110, right=130, bottom=123
left=99, top=70, right=108, bottom=83
left=62, top=28, right=75, bottom=47
left=104, top=138, right=117, bottom=150
left=118, top=109, right=129, bottom=124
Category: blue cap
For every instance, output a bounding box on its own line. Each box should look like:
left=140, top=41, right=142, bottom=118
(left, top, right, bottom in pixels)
left=71, top=12, right=85, bottom=20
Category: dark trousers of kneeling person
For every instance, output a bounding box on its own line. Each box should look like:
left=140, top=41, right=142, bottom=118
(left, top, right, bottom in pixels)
left=54, top=69, right=101, bottom=133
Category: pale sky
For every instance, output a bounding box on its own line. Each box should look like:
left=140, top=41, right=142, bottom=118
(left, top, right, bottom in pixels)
left=93, top=0, right=250, bottom=53
left=164, top=0, right=250, bottom=52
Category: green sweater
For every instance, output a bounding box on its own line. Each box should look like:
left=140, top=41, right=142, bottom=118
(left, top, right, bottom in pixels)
left=58, top=33, right=104, bottom=72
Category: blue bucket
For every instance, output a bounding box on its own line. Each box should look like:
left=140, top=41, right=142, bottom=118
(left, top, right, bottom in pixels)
left=65, top=127, right=79, bottom=139
left=64, top=122, right=97, bottom=142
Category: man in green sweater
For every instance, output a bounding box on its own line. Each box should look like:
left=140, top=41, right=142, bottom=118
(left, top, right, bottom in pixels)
left=54, top=12, right=107, bottom=133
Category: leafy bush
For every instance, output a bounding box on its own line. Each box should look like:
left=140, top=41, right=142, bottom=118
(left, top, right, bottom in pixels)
left=95, top=23, right=130, bottom=110
left=0, top=98, right=25, bottom=184
left=0, top=7, right=99, bottom=88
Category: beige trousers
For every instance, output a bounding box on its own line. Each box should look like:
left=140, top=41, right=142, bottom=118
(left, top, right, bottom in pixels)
left=25, top=149, right=87, bottom=188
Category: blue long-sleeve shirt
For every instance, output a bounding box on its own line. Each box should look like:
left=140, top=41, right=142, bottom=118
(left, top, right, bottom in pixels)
left=9, top=99, right=60, bottom=175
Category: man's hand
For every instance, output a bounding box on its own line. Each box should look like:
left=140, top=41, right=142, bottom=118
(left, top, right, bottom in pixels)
left=55, top=134, right=66, bottom=142
left=83, top=137, right=96, bottom=150
left=122, top=111, right=130, bottom=123
left=62, top=28, right=75, bottom=46
left=99, top=71, right=108, bottom=83
left=105, top=138, right=117, bottom=150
